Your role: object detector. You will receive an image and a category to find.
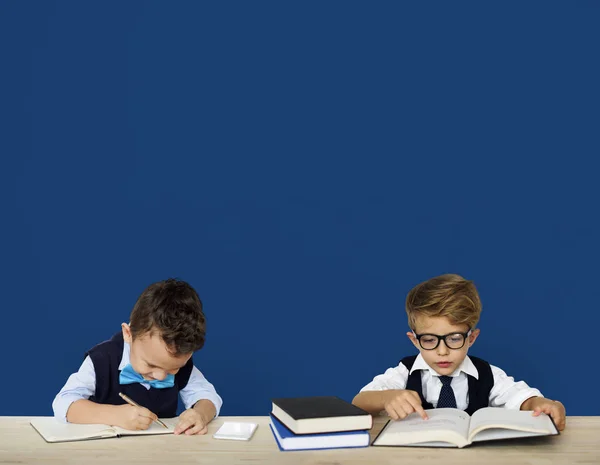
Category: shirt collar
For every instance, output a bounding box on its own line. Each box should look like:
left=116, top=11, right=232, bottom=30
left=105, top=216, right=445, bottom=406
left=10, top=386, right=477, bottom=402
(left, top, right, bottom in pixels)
left=118, top=342, right=131, bottom=371
left=409, top=353, right=479, bottom=379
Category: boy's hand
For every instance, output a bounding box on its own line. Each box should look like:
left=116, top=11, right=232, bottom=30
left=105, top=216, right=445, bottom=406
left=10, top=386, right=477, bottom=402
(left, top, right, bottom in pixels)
left=523, top=397, right=566, bottom=431
left=115, top=404, right=157, bottom=431
left=383, top=389, right=428, bottom=420
left=174, top=408, right=209, bottom=435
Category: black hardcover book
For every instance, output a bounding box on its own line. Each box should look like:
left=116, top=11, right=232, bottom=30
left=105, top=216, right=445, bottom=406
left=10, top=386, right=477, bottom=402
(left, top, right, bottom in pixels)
left=271, top=396, right=372, bottom=434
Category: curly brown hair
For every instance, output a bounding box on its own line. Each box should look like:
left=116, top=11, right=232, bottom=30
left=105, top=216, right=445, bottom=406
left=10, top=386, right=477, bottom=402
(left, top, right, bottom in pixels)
left=405, top=274, right=482, bottom=329
left=129, top=279, right=206, bottom=355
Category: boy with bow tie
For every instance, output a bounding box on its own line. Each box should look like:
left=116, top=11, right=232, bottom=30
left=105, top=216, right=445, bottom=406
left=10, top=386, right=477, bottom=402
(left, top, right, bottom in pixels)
left=352, top=274, right=566, bottom=431
left=53, top=279, right=222, bottom=435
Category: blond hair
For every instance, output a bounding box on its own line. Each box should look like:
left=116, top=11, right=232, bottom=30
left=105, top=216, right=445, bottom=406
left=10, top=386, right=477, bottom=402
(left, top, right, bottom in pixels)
left=405, top=274, right=482, bottom=329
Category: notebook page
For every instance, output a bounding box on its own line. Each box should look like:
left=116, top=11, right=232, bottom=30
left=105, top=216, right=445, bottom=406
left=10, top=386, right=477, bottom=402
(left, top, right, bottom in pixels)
left=113, top=417, right=177, bottom=436
left=30, top=418, right=115, bottom=443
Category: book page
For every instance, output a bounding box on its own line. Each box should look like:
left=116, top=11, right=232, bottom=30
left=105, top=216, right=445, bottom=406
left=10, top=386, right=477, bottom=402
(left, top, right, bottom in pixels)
left=468, top=408, right=557, bottom=442
left=113, top=417, right=177, bottom=436
left=373, top=409, right=471, bottom=448
left=30, top=418, right=115, bottom=443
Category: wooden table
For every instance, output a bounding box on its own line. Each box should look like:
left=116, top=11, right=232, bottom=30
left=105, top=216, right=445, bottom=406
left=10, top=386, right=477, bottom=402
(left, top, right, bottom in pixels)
left=0, top=416, right=598, bottom=464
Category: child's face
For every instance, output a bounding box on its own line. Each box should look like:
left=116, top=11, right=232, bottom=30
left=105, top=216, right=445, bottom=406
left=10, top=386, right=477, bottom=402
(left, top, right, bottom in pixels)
left=406, top=315, right=480, bottom=376
left=122, top=323, right=192, bottom=381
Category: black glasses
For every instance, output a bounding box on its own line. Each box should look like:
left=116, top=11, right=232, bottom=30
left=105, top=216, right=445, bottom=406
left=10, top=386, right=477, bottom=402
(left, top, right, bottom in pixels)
left=413, top=330, right=472, bottom=350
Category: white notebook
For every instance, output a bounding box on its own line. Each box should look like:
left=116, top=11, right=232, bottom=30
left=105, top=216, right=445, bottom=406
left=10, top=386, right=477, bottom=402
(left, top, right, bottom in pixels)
left=31, top=417, right=178, bottom=443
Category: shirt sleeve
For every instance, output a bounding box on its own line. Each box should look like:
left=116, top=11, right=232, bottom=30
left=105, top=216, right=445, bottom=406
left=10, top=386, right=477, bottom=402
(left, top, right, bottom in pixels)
left=52, top=356, right=97, bottom=423
left=359, top=363, right=410, bottom=391
left=488, top=365, right=543, bottom=410
left=179, top=366, right=223, bottom=417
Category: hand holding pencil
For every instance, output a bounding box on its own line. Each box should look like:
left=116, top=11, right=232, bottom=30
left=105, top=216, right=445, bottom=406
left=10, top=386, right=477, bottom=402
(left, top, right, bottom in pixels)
left=118, top=392, right=168, bottom=430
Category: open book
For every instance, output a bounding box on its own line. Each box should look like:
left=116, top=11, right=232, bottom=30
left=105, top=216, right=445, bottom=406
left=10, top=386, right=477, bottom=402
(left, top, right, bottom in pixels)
left=372, top=408, right=559, bottom=448
left=31, top=417, right=178, bottom=443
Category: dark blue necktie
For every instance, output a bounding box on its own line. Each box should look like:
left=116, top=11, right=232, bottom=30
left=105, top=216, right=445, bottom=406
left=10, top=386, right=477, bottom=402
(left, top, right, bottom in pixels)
left=437, top=376, right=457, bottom=408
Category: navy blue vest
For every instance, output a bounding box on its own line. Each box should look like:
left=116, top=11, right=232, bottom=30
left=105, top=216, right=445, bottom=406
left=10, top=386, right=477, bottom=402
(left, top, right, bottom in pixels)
left=86, top=332, right=194, bottom=418
left=401, top=355, right=494, bottom=415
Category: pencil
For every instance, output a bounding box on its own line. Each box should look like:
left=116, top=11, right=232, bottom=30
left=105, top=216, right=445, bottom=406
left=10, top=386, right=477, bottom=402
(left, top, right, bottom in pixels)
left=118, top=392, right=169, bottom=429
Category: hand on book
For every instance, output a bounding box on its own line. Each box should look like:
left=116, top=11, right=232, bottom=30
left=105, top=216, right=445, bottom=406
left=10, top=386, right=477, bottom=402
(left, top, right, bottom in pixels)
left=383, top=389, right=428, bottom=421
left=115, top=404, right=159, bottom=431
left=522, top=397, right=566, bottom=431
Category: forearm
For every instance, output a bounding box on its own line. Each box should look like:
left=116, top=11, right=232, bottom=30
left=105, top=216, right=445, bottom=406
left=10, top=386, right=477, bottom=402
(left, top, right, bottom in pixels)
left=352, top=391, right=394, bottom=415
left=66, top=399, right=122, bottom=425
left=193, top=399, right=216, bottom=424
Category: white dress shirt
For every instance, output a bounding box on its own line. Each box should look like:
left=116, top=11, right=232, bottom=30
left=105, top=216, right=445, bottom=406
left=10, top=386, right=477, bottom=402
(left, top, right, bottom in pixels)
left=52, top=342, right=223, bottom=422
left=360, top=354, right=542, bottom=411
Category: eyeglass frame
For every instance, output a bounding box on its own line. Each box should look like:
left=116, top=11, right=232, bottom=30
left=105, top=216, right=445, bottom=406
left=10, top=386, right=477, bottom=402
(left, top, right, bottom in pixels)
left=412, top=329, right=473, bottom=350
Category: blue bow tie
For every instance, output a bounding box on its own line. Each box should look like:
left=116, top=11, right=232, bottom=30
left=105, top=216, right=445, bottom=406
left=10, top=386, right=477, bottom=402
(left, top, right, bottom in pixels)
left=119, top=364, right=175, bottom=389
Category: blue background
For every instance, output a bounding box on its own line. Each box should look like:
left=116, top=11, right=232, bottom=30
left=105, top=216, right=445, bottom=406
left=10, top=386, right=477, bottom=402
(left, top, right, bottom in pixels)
left=1, top=1, right=598, bottom=417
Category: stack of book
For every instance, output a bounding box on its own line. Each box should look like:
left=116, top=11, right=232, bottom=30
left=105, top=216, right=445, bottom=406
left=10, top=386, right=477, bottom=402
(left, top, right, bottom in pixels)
left=269, top=396, right=372, bottom=451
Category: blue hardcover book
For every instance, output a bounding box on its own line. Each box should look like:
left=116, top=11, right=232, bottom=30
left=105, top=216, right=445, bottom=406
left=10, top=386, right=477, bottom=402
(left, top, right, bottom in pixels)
left=269, top=415, right=370, bottom=451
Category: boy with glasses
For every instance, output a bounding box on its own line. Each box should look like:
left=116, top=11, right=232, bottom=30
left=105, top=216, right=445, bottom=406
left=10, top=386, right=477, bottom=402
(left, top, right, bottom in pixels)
left=352, top=274, right=566, bottom=430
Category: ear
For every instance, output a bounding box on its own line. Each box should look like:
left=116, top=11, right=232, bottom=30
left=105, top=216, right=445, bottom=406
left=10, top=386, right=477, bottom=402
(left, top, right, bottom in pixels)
left=406, top=331, right=420, bottom=350
left=121, top=323, right=133, bottom=344
left=468, top=328, right=480, bottom=347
